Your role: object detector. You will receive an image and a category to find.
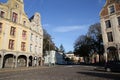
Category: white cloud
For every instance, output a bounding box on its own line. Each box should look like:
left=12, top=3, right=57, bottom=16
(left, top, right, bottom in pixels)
left=53, top=25, right=88, bottom=33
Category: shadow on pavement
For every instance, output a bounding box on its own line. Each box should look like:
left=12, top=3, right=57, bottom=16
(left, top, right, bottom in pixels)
left=77, top=71, right=120, bottom=80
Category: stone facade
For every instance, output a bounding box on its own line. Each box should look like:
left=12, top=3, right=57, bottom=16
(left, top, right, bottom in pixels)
left=44, top=50, right=56, bottom=65
left=100, top=0, right=120, bottom=62
left=0, top=0, right=43, bottom=68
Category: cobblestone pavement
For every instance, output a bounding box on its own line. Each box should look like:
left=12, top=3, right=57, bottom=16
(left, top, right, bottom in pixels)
left=0, top=65, right=120, bottom=80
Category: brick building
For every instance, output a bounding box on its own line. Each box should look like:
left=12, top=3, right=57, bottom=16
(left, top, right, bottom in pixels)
left=100, top=0, right=120, bottom=62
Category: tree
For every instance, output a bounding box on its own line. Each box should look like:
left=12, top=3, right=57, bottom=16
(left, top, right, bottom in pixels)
left=66, top=51, right=73, bottom=54
left=74, top=35, right=90, bottom=57
left=43, top=29, right=55, bottom=56
left=74, top=23, right=104, bottom=59
left=87, top=23, right=104, bottom=55
left=59, top=44, right=65, bottom=53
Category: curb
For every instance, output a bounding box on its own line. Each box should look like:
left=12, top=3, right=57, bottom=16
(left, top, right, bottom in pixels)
left=94, top=67, right=105, bottom=71
left=0, top=66, right=49, bottom=73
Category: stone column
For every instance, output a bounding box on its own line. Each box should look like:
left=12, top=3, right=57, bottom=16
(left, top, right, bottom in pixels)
left=12, top=55, right=15, bottom=68
left=40, top=57, right=43, bottom=66
left=32, top=57, right=34, bottom=67
left=118, top=44, right=120, bottom=60
left=0, top=54, right=3, bottom=68
left=104, top=45, right=108, bottom=62
left=14, top=55, right=18, bottom=68
left=36, top=57, right=39, bottom=67
left=26, top=56, right=29, bottom=67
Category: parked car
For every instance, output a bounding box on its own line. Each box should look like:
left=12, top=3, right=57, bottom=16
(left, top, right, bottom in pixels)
left=105, top=60, right=120, bottom=72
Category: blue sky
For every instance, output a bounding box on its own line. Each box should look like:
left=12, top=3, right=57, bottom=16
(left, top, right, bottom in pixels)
left=0, top=0, right=106, bottom=52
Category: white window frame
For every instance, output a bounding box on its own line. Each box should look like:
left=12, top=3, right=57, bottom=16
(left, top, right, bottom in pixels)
left=108, top=4, right=116, bottom=15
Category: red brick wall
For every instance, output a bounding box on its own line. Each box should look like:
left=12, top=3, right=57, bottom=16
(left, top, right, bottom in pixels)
left=100, top=0, right=120, bottom=17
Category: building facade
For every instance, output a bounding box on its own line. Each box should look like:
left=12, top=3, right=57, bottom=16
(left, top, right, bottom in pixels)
left=55, top=52, right=66, bottom=64
left=100, top=0, right=120, bottom=62
left=44, top=50, right=56, bottom=65
left=0, top=0, right=43, bottom=68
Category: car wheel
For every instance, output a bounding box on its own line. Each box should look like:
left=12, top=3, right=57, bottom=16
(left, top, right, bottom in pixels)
left=106, top=68, right=111, bottom=72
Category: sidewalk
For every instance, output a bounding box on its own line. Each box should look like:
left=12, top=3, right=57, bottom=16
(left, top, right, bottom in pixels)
left=0, top=66, right=49, bottom=73
left=94, top=66, right=105, bottom=71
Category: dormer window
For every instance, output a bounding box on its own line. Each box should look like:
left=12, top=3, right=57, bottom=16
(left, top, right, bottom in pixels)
left=15, top=4, right=19, bottom=8
left=23, top=21, right=26, bottom=26
left=12, top=12, right=18, bottom=23
left=109, top=5, right=115, bottom=14
left=0, top=23, right=2, bottom=33
left=109, top=0, right=112, bottom=3
left=0, top=11, right=5, bottom=18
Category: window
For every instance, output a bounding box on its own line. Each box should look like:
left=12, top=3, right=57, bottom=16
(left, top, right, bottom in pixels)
left=39, top=38, right=42, bottom=45
left=22, top=30, right=27, bottom=40
left=105, top=20, right=111, bottom=28
left=23, top=21, right=26, bottom=26
left=10, top=27, right=16, bottom=36
left=30, top=44, right=32, bottom=52
left=30, top=33, right=33, bottom=41
left=107, top=32, right=113, bottom=42
left=0, top=23, right=2, bottom=33
left=35, top=45, right=37, bottom=53
left=109, top=0, right=112, bottom=3
left=15, top=4, right=18, bottom=8
left=21, top=42, right=26, bottom=51
left=36, top=36, right=38, bottom=43
left=0, top=11, right=5, bottom=18
left=8, top=39, right=14, bottom=50
left=117, top=16, right=120, bottom=26
left=12, top=12, right=18, bottom=22
left=109, top=5, right=115, bottom=14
